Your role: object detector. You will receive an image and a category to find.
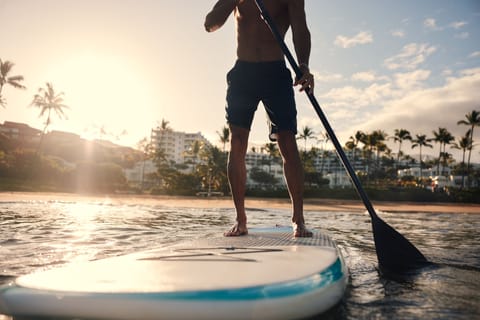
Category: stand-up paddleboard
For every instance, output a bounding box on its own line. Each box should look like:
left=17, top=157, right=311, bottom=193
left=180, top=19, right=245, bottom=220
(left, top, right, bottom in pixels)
left=0, top=226, right=348, bottom=320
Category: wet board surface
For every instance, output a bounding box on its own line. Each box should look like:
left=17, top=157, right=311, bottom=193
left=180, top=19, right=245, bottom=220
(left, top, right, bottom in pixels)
left=0, top=226, right=348, bottom=320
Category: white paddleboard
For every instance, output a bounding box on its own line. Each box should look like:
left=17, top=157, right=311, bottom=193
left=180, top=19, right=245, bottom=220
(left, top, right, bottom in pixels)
left=0, top=226, right=348, bottom=320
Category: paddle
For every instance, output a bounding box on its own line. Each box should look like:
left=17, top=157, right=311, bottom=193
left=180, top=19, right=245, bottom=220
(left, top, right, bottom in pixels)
left=254, top=0, right=428, bottom=274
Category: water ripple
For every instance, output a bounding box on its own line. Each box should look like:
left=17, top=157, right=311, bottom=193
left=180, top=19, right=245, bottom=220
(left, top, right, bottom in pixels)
left=0, top=198, right=479, bottom=319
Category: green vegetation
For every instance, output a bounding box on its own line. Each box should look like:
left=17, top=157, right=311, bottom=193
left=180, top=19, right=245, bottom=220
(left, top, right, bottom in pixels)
left=0, top=133, right=141, bottom=193
left=0, top=57, right=479, bottom=203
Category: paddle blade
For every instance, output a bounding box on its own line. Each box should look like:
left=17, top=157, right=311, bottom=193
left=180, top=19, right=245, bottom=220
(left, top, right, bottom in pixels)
left=371, top=215, right=429, bottom=275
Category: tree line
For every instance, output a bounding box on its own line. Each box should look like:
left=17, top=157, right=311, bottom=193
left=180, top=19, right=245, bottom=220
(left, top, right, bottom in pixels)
left=345, top=111, right=479, bottom=189
left=138, top=108, right=479, bottom=202
left=2, top=58, right=479, bottom=199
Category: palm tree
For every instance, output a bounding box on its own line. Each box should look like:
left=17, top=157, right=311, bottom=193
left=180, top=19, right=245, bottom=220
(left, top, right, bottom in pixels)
left=457, top=110, right=480, bottom=184
left=317, top=130, right=330, bottom=150
left=153, top=118, right=172, bottom=164
left=0, top=59, right=26, bottom=108
left=153, top=144, right=168, bottom=163
left=185, top=139, right=204, bottom=173
left=360, top=132, right=375, bottom=183
left=345, top=131, right=364, bottom=170
left=451, top=130, right=472, bottom=188
left=345, top=138, right=357, bottom=156
left=152, top=143, right=172, bottom=189
left=262, top=142, right=280, bottom=174
left=198, top=144, right=228, bottom=194
left=392, top=129, right=412, bottom=169
left=432, top=127, right=454, bottom=176
left=155, top=118, right=171, bottom=135
left=411, top=134, right=433, bottom=179
left=362, top=130, right=388, bottom=182
left=137, top=137, right=154, bottom=191
left=297, top=125, right=315, bottom=151
left=264, top=142, right=280, bottom=162
left=30, top=82, right=69, bottom=151
left=217, top=125, right=230, bottom=153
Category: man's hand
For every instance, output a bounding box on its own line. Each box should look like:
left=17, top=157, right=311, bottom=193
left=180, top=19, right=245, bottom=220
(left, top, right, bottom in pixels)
left=294, top=64, right=314, bottom=93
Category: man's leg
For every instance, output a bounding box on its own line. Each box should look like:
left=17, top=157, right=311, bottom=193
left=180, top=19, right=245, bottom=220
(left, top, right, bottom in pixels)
left=276, top=131, right=313, bottom=237
left=224, top=125, right=250, bottom=236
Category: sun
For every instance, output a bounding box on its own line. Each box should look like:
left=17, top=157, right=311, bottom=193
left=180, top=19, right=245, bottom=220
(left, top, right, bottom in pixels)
left=44, top=51, right=159, bottom=146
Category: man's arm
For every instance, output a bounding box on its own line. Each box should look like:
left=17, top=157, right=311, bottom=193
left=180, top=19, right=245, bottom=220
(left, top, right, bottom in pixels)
left=205, top=0, right=240, bottom=32
left=288, top=0, right=314, bottom=92
left=288, top=0, right=310, bottom=67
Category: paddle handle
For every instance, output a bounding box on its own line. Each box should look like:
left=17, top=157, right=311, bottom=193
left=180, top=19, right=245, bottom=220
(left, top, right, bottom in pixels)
left=255, top=0, right=378, bottom=219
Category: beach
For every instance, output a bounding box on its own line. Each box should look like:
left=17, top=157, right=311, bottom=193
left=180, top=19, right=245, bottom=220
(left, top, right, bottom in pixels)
left=1, top=191, right=479, bottom=214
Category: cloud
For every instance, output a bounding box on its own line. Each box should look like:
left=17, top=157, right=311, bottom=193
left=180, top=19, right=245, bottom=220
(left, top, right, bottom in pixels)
left=424, top=19, right=468, bottom=35
left=320, top=69, right=431, bottom=110
left=321, top=86, right=364, bottom=106
left=298, top=116, right=321, bottom=132
left=423, top=18, right=442, bottom=31
left=359, top=67, right=480, bottom=153
left=316, top=67, right=480, bottom=161
left=454, top=32, right=469, bottom=39
left=442, top=68, right=453, bottom=76
left=424, top=18, right=438, bottom=30
left=384, top=43, right=437, bottom=70
left=313, top=70, right=344, bottom=82
left=394, top=69, right=431, bottom=90
left=469, top=51, right=480, bottom=58
left=320, top=82, right=393, bottom=109
left=334, top=31, right=373, bottom=48
left=450, top=21, right=468, bottom=29
left=391, top=29, right=406, bottom=38
left=351, top=71, right=376, bottom=82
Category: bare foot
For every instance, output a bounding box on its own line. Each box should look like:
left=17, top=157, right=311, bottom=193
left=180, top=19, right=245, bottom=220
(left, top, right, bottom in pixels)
left=224, top=223, right=248, bottom=237
left=293, top=222, right=313, bottom=238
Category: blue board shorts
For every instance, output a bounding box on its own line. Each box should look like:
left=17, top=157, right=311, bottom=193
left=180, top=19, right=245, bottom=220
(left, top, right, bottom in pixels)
left=225, top=60, right=297, bottom=141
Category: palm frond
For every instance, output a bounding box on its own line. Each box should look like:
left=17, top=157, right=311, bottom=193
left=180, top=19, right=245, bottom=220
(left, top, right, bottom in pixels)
left=0, top=60, right=14, bottom=77
left=7, top=76, right=26, bottom=89
left=30, top=82, right=69, bottom=123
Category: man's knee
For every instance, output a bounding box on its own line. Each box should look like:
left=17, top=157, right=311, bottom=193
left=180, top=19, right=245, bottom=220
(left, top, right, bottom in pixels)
left=230, top=124, right=249, bottom=138
left=277, top=131, right=300, bottom=154
left=229, top=125, right=249, bottom=150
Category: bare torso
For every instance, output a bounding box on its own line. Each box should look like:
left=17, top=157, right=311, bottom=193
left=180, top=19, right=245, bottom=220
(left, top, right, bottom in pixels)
left=235, top=0, right=290, bottom=62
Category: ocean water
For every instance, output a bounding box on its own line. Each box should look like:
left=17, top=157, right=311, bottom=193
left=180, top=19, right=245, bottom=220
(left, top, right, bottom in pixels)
left=0, top=196, right=479, bottom=320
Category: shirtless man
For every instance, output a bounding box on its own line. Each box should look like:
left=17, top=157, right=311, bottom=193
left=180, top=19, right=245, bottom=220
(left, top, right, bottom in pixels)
left=205, top=0, right=314, bottom=237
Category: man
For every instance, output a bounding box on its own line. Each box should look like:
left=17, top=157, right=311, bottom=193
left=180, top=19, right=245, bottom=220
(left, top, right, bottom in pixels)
left=205, top=0, right=314, bottom=237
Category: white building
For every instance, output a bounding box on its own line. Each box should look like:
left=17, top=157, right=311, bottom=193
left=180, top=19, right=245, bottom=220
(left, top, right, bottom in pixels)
left=124, top=159, right=157, bottom=186
left=243, top=149, right=362, bottom=189
left=123, top=129, right=212, bottom=187
left=325, top=171, right=352, bottom=188
left=244, top=152, right=285, bottom=188
left=397, top=166, right=452, bottom=179
left=150, top=128, right=211, bottom=164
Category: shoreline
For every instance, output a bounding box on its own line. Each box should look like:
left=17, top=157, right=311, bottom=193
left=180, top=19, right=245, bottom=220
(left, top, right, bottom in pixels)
left=1, top=191, right=479, bottom=214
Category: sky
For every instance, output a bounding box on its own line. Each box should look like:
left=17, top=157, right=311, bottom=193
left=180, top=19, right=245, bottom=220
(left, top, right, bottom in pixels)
left=1, top=0, right=479, bottom=162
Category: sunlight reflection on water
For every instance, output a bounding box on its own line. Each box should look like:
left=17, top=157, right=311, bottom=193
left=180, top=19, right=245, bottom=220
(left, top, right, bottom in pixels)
left=0, top=197, right=479, bottom=319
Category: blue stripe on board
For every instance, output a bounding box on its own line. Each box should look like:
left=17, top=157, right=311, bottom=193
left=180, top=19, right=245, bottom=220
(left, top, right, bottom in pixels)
left=110, top=257, right=344, bottom=301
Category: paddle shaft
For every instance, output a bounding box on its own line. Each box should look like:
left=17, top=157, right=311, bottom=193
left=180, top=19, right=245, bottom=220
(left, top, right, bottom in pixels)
left=254, top=0, right=429, bottom=273
left=254, top=0, right=378, bottom=220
